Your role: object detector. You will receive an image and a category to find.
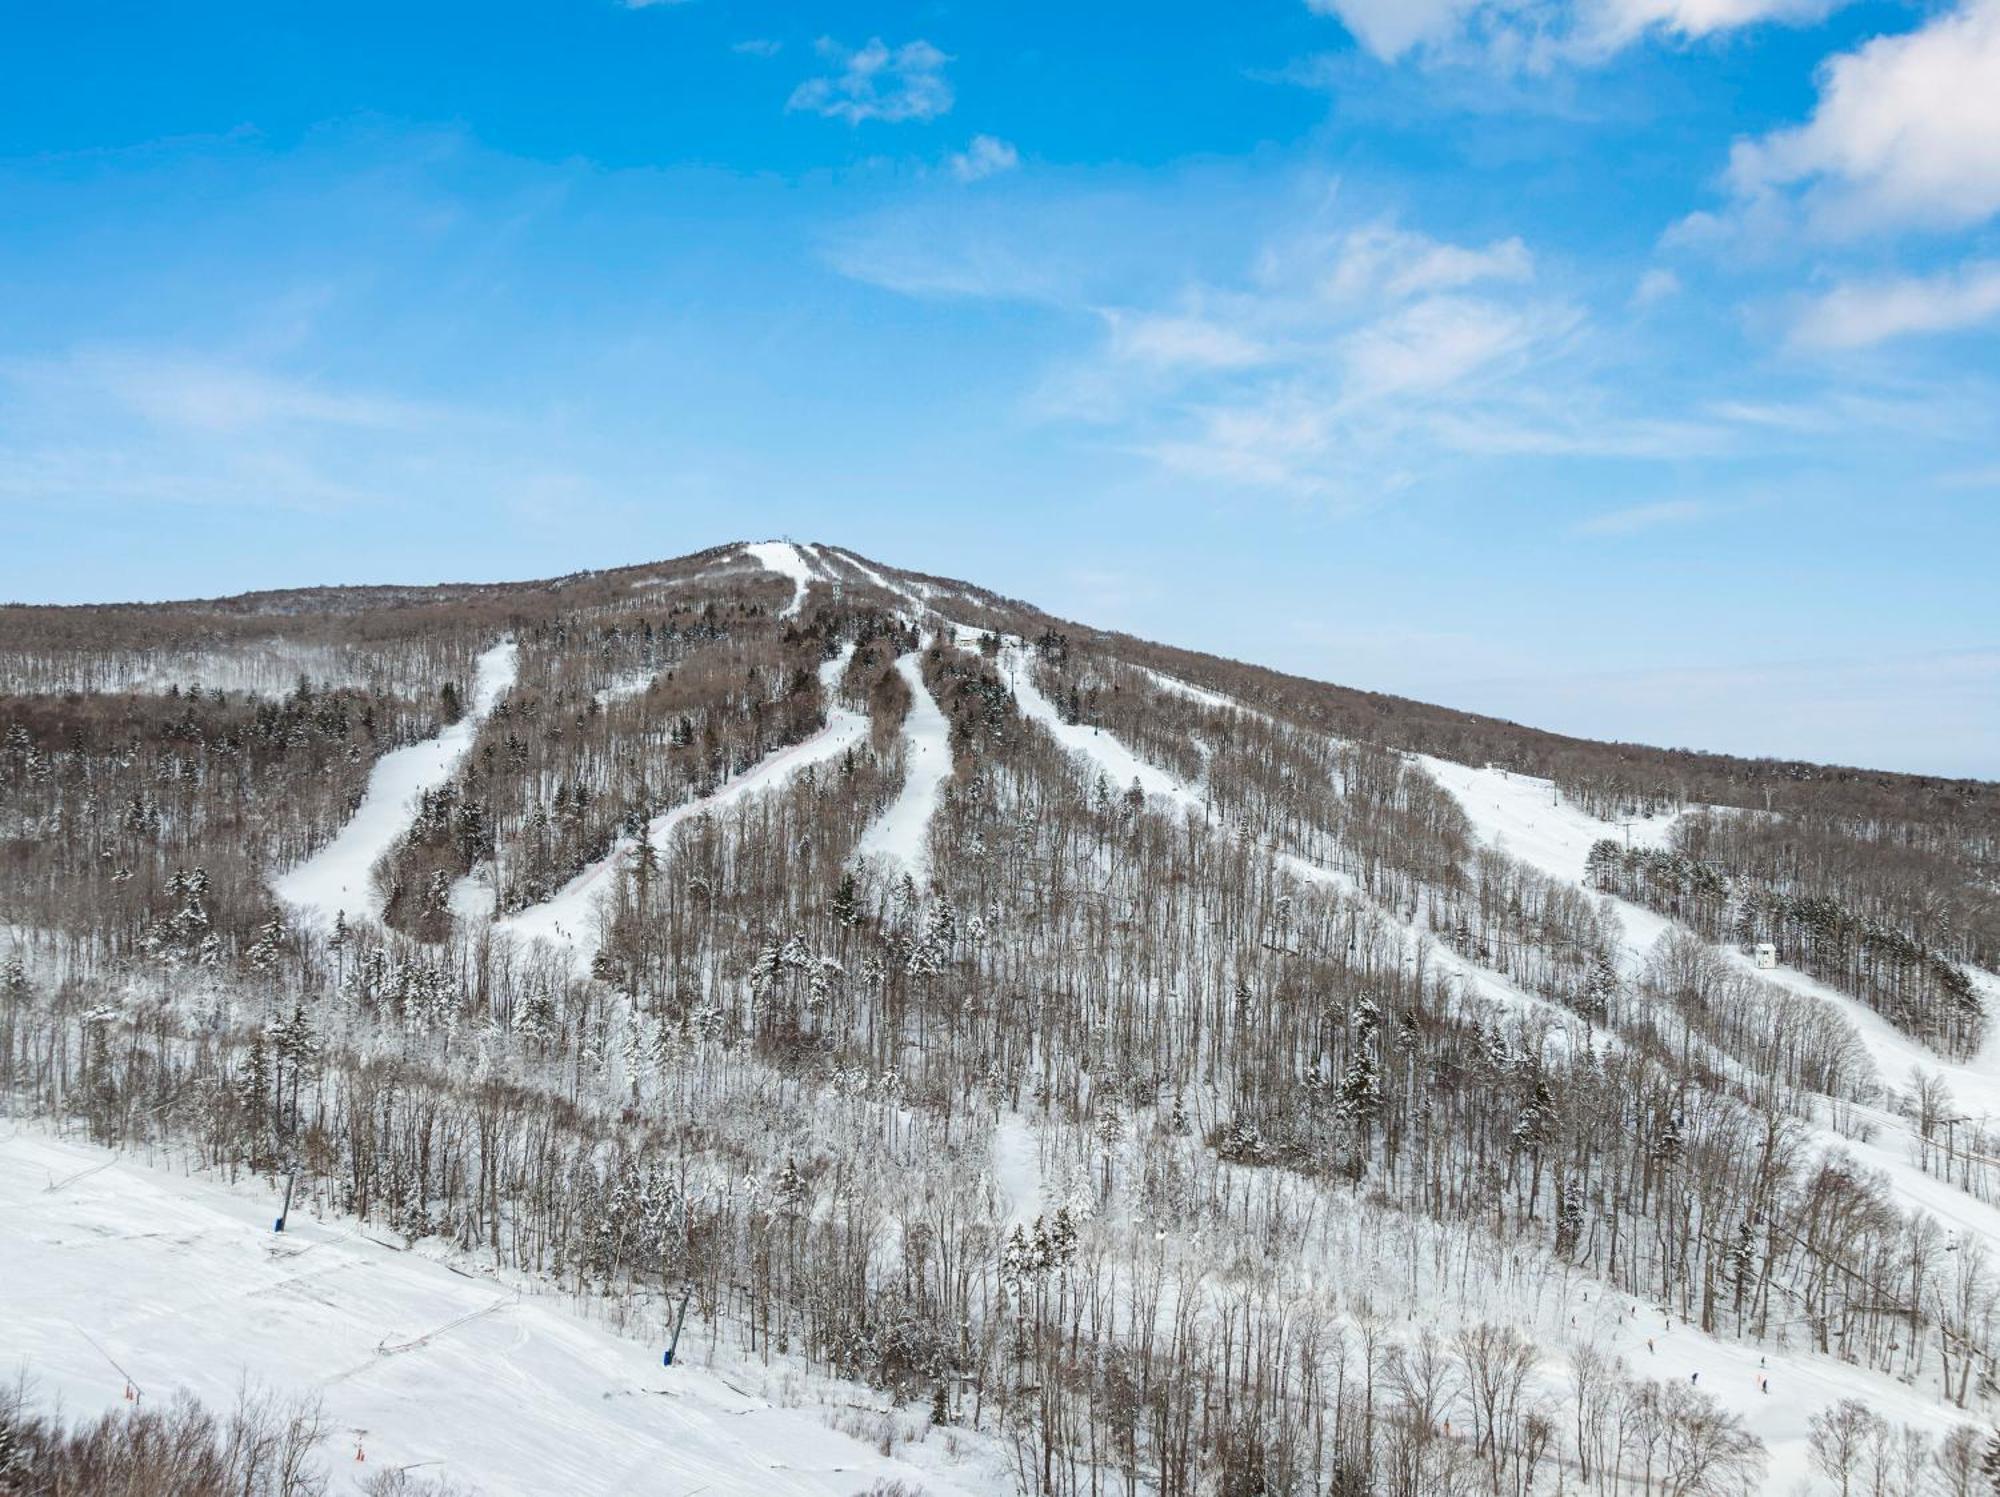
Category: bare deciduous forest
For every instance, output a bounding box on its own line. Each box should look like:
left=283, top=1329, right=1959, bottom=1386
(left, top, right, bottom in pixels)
left=5, top=541, right=1999, bottom=1496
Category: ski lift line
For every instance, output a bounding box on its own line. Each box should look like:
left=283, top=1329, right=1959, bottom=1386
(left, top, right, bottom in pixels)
left=69, top=1321, right=142, bottom=1404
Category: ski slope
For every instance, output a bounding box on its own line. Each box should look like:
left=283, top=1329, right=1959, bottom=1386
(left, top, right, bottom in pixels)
left=1135, top=666, right=1273, bottom=724
left=744, top=541, right=817, bottom=619
left=0, top=1132, right=985, bottom=1497
left=851, top=654, right=953, bottom=881
left=1414, top=754, right=1682, bottom=885
left=273, top=640, right=519, bottom=932
left=1418, top=757, right=2000, bottom=1253
left=1006, top=644, right=1206, bottom=816
left=497, top=647, right=862, bottom=972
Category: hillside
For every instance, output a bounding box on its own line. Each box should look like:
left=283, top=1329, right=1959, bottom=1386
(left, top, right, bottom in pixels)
left=4, top=539, right=1999, bottom=1496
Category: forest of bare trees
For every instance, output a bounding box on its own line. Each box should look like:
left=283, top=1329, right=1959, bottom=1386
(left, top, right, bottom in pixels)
left=4, top=541, right=1998, bottom=1495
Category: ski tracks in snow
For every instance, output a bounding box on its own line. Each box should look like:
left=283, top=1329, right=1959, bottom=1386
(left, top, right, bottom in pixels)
left=1418, top=757, right=2000, bottom=1261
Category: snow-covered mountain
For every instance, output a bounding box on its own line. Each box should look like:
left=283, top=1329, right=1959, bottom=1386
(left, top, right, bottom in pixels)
left=4, top=539, right=1999, bottom=1495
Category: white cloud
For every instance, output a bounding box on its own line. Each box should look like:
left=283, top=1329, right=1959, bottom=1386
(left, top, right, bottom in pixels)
left=1256, top=223, right=1534, bottom=302
left=732, top=39, right=782, bottom=57
left=947, top=135, right=1019, bottom=183
left=1103, top=311, right=1271, bottom=370
left=1303, top=0, right=1486, bottom=62
left=1093, top=223, right=1587, bottom=495
left=1724, top=0, right=2000, bottom=235
left=1342, top=295, right=1555, bottom=396
left=1632, top=267, right=1681, bottom=306
left=1788, top=260, right=2000, bottom=348
left=1573, top=497, right=1709, bottom=534
left=787, top=37, right=953, bottom=125
left=1304, top=0, right=1845, bottom=65
left=1585, top=0, right=1841, bottom=46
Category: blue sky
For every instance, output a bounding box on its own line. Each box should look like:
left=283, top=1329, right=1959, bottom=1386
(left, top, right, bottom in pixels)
left=2, top=0, right=1996, bottom=775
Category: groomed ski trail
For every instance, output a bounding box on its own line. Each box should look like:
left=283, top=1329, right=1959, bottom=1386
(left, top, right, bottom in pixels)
left=497, top=647, right=862, bottom=972
left=272, top=639, right=519, bottom=931
left=851, top=653, right=953, bottom=882
left=1418, top=756, right=2000, bottom=1254
left=744, top=541, right=818, bottom=619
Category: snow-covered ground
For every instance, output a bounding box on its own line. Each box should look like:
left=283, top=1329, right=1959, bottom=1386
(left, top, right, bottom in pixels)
left=990, top=1113, right=1045, bottom=1231
left=594, top=669, right=657, bottom=705
left=1005, top=644, right=1208, bottom=818
left=496, top=647, right=863, bottom=972
left=744, top=541, right=817, bottom=620
left=852, top=654, right=953, bottom=882
left=272, top=640, right=519, bottom=932
left=1418, top=756, right=2000, bottom=1267
left=1134, top=666, right=1272, bottom=723
left=1414, top=754, right=1682, bottom=885
left=0, top=1132, right=988, bottom=1497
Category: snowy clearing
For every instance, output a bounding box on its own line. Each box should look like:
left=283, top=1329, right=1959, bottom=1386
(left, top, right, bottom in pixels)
left=990, top=1113, right=1045, bottom=1231
left=496, top=647, right=862, bottom=972
left=851, top=654, right=954, bottom=882
left=272, top=640, right=518, bottom=932
left=593, top=669, right=657, bottom=705
left=0, top=1132, right=986, bottom=1497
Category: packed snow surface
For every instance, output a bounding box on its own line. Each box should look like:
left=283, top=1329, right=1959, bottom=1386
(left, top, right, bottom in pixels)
left=852, top=654, right=953, bottom=880
left=272, top=640, right=518, bottom=931
left=1006, top=645, right=1205, bottom=816
left=498, top=647, right=862, bottom=971
left=1414, top=754, right=1680, bottom=885
left=1136, top=667, right=1256, bottom=718
left=744, top=541, right=816, bottom=619
left=0, top=1133, right=981, bottom=1497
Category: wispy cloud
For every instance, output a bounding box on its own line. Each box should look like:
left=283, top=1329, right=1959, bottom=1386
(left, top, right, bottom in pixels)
left=732, top=38, right=782, bottom=57
left=830, top=196, right=1739, bottom=500
left=6, top=351, right=431, bottom=435
left=1788, top=260, right=2000, bottom=349
left=1301, top=0, right=1847, bottom=67
left=1632, top=267, right=1680, bottom=306
left=947, top=135, right=1020, bottom=182
left=788, top=38, right=953, bottom=125
left=1573, top=497, right=1709, bottom=535
left=1071, top=221, right=1602, bottom=497
left=0, top=348, right=448, bottom=515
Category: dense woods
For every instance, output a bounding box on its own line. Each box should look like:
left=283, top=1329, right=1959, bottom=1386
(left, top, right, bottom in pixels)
left=4, top=541, right=1997, bottom=1496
